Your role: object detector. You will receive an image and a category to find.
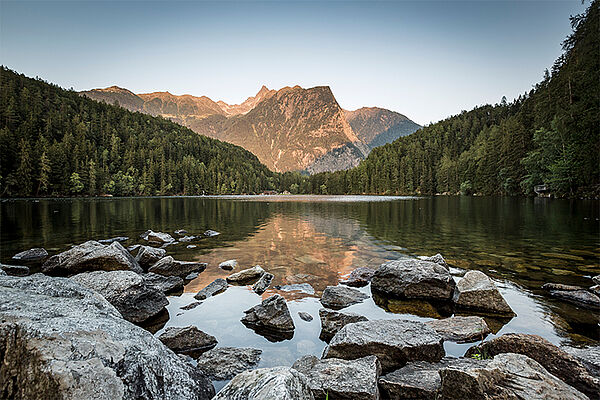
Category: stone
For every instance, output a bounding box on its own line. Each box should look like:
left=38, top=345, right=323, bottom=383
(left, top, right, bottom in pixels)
left=0, top=268, right=5, bottom=276
left=98, top=236, right=129, bottom=244
left=464, top=333, right=600, bottom=398
left=275, top=283, right=315, bottom=294
left=180, top=301, right=202, bottom=310
left=12, top=247, right=48, bottom=262
left=292, top=355, right=380, bottom=400
left=186, top=245, right=196, bottom=249
left=179, top=235, right=196, bottom=242
left=196, top=347, right=262, bottom=380
left=340, top=267, right=376, bottom=287
left=0, top=274, right=214, bottom=400
left=371, top=259, right=455, bottom=300
left=219, top=259, right=238, bottom=270
left=252, top=272, right=273, bottom=294
left=542, top=282, right=600, bottom=310
left=0, top=263, right=30, bottom=276
left=285, top=273, right=320, bottom=284
left=590, top=285, right=600, bottom=296
left=158, top=326, right=217, bottom=355
left=241, top=294, right=295, bottom=341
left=298, top=311, right=313, bottom=322
left=564, top=345, right=600, bottom=377
left=213, top=367, right=313, bottom=400
left=174, top=229, right=188, bottom=235
left=71, top=270, right=168, bottom=324
left=142, top=272, right=184, bottom=294
left=185, top=272, right=199, bottom=280
left=134, top=246, right=166, bottom=270
left=425, top=316, right=490, bottom=343
left=141, top=230, right=175, bottom=244
left=318, top=308, right=368, bottom=342
left=194, top=278, right=228, bottom=300
left=226, top=265, right=265, bottom=284
left=148, top=256, right=206, bottom=278
left=593, top=275, right=600, bottom=285
left=320, top=285, right=369, bottom=310
left=203, top=230, right=220, bottom=237
left=324, top=319, right=444, bottom=372
left=452, top=270, right=514, bottom=315
left=417, top=253, right=448, bottom=269
left=42, top=240, right=142, bottom=275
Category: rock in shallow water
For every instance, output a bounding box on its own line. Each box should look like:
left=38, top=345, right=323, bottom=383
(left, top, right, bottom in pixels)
left=252, top=272, right=273, bottom=294
left=241, top=294, right=295, bottom=341
left=0, top=263, right=30, bottom=276
left=143, top=272, right=183, bottom=294
left=227, top=265, right=265, bottom=284
left=340, top=267, right=376, bottom=287
left=275, top=283, right=315, bottom=295
left=542, top=282, right=600, bottom=310
left=417, top=253, right=448, bottom=269
left=98, top=236, right=129, bottom=244
left=196, top=347, right=262, bottom=380
left=141, top=230, right=175, bottom=244
left=219, top=259, right=238, bottom=270
left=194, top=278, right=228, bottom=300
left=148, top=256, right=206, bottom=278
left=563, top=345, right=600, bottom=378
left=0, top=273, right=214, bottom=400
left=452, top=270, right=514, bottom=315
left=214, top=367, right=314, bottom=400
left=425, top=316, right=490, bottom=343
left=12, top=247, right=48, bottom=262
left=298, top=311, right=313, bottom=322
left=134, top=246, right=166, bottom=270
left=318, top=308, right=368, bottom=342
left=158, top=326, right=217, bottom=355
left=320, top=285, right=369, bottom=310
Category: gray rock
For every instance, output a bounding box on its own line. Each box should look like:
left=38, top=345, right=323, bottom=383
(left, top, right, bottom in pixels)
left=241, top=294, right=295, bottom=341
left=542, top=282, right=600, bottom=310
left=148, top=256, right=207, bottom=278
left=417, top=253, right=448, bottom=269
left=219, top=259, right=238, bottom=270
left=593, top=275, right=600, bottom=286
left=12, top=247, right=48, bottom=262
left=590, top=285, right=600, bottom=296
left=194, top=278, right=228, bottom=300
left=0, top=263, right=30, bottom=276
left=98, top=236, right=129, bottom=244
left=275, top=283, right=315, bottom=295
left=203, top=230, right=220, bottom=237
left=42, top=240, right=142, bottom=275
left=135, top=246, right=167, bottom=270
left=143, top=273, right=184, bottom=294
left=340, top=267, right=376, bottom=287
left=0, top=268, right=5, bottom=276
left=71, top=270, right=168, bottom=324
left=252, top=272, right=274, bottom=294
left=320, top=285, right=369, bottom=310
left=180, top=301, right=203, bottom=311
left=292, top=355, right=380, bottom=400
left=174, top=229, right=188, bottom=235
left=425, top=316, right=490, bottom=343
left=563, top=345, right=600, bottom=377
left=324, top=319, right=444, bottom=372
left=214, top=367, right=314, bottom=400
left=0, top=273, right=214, bottom=399
left=141, top=230, right=175, bottom=244
left=196, top=347, right=262, bottom=380
left=127, top=244, right=141, bottom=254
left=227, top=265, right=265, bottom=284
left=179, top=236, right=196, bottom=242
left=371, top=259, right=455, bottom=300
left=452, top=270, right=514, bottom=315
left=186, top=245, right=197, bottom=249
left=185, top=272, right=199, bottom=280
left=158, top=326, right=217, bottom=355
left=318, top=308, right=368, bottom=342
left=298, top=311, right=313, bottom=322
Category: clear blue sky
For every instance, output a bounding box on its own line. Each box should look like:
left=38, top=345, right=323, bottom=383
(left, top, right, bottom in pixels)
left=0, top=1, right=586, bottom=125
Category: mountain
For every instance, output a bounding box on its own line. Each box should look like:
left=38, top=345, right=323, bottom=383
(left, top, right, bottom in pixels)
left=345, top=107, right=421, bottom=150
left=217, top=85, right=276, bottom=115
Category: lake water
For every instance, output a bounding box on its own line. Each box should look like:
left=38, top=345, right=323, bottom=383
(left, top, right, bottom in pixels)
left=2, top=195, right=599, bottom=390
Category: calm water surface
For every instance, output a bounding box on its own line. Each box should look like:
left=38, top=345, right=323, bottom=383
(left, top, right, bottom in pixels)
left=2, top=195, right=599, bottom=389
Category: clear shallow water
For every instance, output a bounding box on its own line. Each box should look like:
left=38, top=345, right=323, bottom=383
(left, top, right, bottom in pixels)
left=1, top=195, right=599, bottom=388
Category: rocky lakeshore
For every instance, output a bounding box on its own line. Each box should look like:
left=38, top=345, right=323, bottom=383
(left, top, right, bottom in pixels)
left=1, top=232, right=599, bottom=399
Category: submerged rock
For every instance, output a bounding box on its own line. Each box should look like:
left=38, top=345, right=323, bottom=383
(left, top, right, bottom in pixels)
left=425, top=316, right=490, bottom=343
left=185, top=272, right=199, bottom=281
left=417, top=253, right=448, bottom=269
left=98, top=236, right=129, bottom=244
left=158, top=326, right=217, bottom=355
left=142, top=272, right=184, bottom=294
left=252, top=272, right=274, bottom=294
left=196, top=347, right=262, bottom=380
left=141, top=230, right=175, bottom=244
left=292, top=355, right=380, bottom=400
left=148, top=256, right=206, bottom=278
left=275, top=283, right=315, bottom=295
left=42, top=240, right=142, bottom=275
left=219, top=259, right=238, bottom=270
left=0, top=273, right=214, bottom=400
left=227, top=265, right=265, bottom=284
left=318, top=308, right=368, bottom=342
left=135, top=246, right=166, bottom=270
left=12, top=247, right=48, bottom=262
left=0, top=263, right=30, bottom=277
left=452, top=270, right=514, bottom=315
left=298, top=311, right=313, bottom=322
left=320, top=285, right=369, bottom=310
left=180, top=301, right=203, bottom=311
left=542, top=282, right=600, bottom=310
left=371, top=259, right=455, bottom=300
left=214, top=367, right=313, bottom=400
left=340, top=267, right=376, bottom=287
left=194, top=278, right=228, bottom=300
left=241, top=294, right=295, bottom=341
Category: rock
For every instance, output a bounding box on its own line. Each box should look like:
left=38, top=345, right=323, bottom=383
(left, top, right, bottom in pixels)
left=285, top=273, right=320, bottom=284
left=98, top=236, right=129, bottom=244
left=134, top=246, right=167, bottom=270
left=590, top=285, right=600, bottom=296
left=425, top=316, right=490, bottom=343
left=219, top=259, right=238, bottom=270
left=452, top=270, right=514, bottom=315
left=340, top=267, right=376, bottom=287
left=291, top=355, right=380, bottom=400
left=318, top=308, right=368, bottom=342
left=564, top=345, right=600, bottom=377
left=0, top=263, right=30, bottom=276
left=180, top=301, right=203, bottom=310
left=0, top=268, right=5, bottom=276
left=179, top=235, right=196, bottom=242
left=196, top=347, right=262, bottom=380
left=542, top=282, right=600, bottom=309
left=214, top=367, right=313, bottom=400
left=71, top=270, right=168, bottom=324
left=185, top=272, right=199, bottom=280
left=275, top=283, right=315, bottom=295
left=12, top=247, right=48, bottom=262
left=148, top=256, right=206, bottom=278
left=0, top=273, right=214, bottom=399
left=439, top=353, right=588, bottom=400
left=186, top=245, right=196, bottom=249
left=194, top=278, right=228, bottom=300
left=417, top=253, right=448, bottom=269
left=127, top=244, right=141, bottom=253
left=203, top=230, right=220, bottom=237
left=371, top=259, right=455, bottom=300
left=298, top=311, right=313, bottom=322
left=142, top=272, right=184, bottom=294
left=227, top=265, right=265, bottom=284
left=141, top=230, right=175, bottom=244
left=593, top=275, right=600, bottom=285
left=252, top=272, right=274, bottom=294
left=465, top=333, right=600, bottom=398
left=174, top=229, right=188, bottom=235
left=320, top=285, right=369, bottom=310
left=241, top=294, right=295, bottom=341
left=158, top=326, right=217, bottom=355
left=324, top=319, right=444, bottom=372
left=42, top=240, right=142, bottom=275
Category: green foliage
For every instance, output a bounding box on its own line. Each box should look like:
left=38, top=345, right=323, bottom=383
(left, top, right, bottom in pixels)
left=69, top=172, right=84, bottom=194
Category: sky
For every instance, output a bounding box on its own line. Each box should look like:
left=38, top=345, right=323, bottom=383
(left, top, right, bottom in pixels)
left=0, top=0, right=586, bottom=125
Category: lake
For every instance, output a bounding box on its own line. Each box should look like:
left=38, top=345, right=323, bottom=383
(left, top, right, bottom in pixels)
left=1, top=195, right=599, bottom=390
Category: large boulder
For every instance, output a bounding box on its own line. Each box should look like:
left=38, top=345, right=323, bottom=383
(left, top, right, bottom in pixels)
left=0, top=274, right=214, bottom=399
left=323, top=319, right=444, bottom=372
left=340, top=267, right=376, bottom=287
left=252, top=272, right=274, bottom=295
left=0, top=263, right=30, bottom=276
left=542, top=283, right=600, bottom=310
left=465, top=333, right=599, bottom=398
left=226, top=265, right=265, bottom=284
left=452, top=270, right=514, bottom=315
left=135, top=246, right=167, bottom=270
left=148, top=256, right=206, bottom=278
left=292, top=355, right=380, bottom=400
left=417, top=253, right=448, bottom=269
left=142, top=273, right=184, bottom=294
left=42, top=241, right=142, bottom=275
left=214, top=367, right=314, bottom=400
left=98, top=236, right=129, bottom=244
left=71, top=270, right=168, bottom=324
left=318, top=308, right=368, bottom=342
left=12, top=247, right=48, bottom=262
left=371, top=259, right=455, bottom=300
left=196, top=347, right=262, bottom=380
left=141, top=230, right=175, bottom=244
left=158, top=326, right=217, bottom=355
left=320, top=285, right=369, bottom=310
left=425, top=316, right=490, bottom=343
left=194, top=278, right=228, bottom=300
left=564, top=345, right=600, bottom=377
left=241, top=294, right=295, bottom=341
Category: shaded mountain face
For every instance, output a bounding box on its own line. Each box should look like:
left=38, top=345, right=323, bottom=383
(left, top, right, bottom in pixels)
left=344, top=107, right=421, bottom=150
